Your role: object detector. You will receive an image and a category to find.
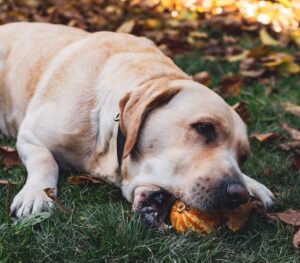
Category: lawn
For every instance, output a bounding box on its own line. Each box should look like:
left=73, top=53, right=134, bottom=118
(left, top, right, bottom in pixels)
left=0, top=48, right=300, bottom=262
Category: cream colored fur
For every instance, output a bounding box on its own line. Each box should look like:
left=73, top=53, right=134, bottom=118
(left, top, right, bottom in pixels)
left=0, top=23, right=274, bottom=218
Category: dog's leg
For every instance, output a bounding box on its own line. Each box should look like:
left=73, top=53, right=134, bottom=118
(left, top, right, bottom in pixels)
left=10, top=131, right=59, bottom=217
left=242, top=173, right=274, bottom=208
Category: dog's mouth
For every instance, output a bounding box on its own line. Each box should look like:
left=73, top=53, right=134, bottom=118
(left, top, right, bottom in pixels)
left=138, top=189, right=250, bottom=229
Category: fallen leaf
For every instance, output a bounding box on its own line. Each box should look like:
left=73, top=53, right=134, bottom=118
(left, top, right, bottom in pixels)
left=248, top=46, right=270, bottom=59
left=142, top=18, right=162, bottom=29
left=282, top=62, right=300, bottom=74
left=240, top=68, right=265, bottom=78
left=281, top=122, right=300, bottom=141
left=264, top=86, right=278, bottom=96
left=259, top=27, right=280, bottom=46
left=290, top=30, right=300, bottom=47
left=293, top=228, right=300, bottom=248
left=67, top=175, right=103, bottom=185
left=263, top=167, right=273, bottom=176
left=225, top=201, right=257, bottom=232
left=203, top=39, right=225, bottom=57
left=188, top=31, right=208, bottom=39
left=281, top=102, right=300, bottom=117
left=240, top=57, right=265, bottom=78
left=219, top=75, right=244, bottom=97
left=0, top=147, right=22, bottom=169
left=44, top=188, right=69, bottom=214
left=251, top=132, right=278, bottom=143
left=274, top=209, right=300, bottom=226
left=291, top=154, right=300, bottom=171
left=226, top=49, right=249, bottom=62
left=232, top=101, right=250, bottom=123
left=280, top=141, right=300, bottom=151
left=262, top=53, right=293, bottom=68
left=116, top=19, right=135, bottom=33
left=0, top=146, right=16, bottom=152
left=193, top=71, right=211, bottom=86
left=223, top=35, right=237, bottom=44
left=0, top=179, right=10, bottom=185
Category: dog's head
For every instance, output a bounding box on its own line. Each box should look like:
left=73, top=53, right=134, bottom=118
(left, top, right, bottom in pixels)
left=119, top=79, right=250, bottom=212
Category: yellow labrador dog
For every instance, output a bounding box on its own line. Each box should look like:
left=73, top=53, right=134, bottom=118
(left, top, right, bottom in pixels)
left=0, top=22, right=274, bottom=219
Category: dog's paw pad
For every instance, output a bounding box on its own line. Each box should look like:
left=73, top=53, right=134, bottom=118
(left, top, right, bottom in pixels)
left=248, top=183, right=275, bottom=209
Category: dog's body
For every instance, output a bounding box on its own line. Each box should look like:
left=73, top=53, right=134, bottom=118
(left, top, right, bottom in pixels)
left=0, top=22, right=273, bottom=218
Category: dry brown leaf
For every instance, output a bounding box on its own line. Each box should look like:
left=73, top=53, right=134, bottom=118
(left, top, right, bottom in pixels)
left=248, top=46, right=270, bottom=59
left=193, top=71, right=211, bottom=86
left=223, top=35, right=237, bottom=44
left=0, top=146, right=15, bottom=152
left=281, top=102, right=300, bottom=117
left=219, top=75, right=244, bottom=97
left=0, top=147, right=22, bottom=169
left=274, top=209, right=300, bottom=226
left=291, top=154, right=300, bottom=171
left=231, top=101, right=250, bottom=123
left=251, top=132, right=278, bottom=143
left=281, top=122, right=300, bottom=141
left=280, top=141, right=300, bottom=151
left=240, top=57, right=265, bottom=78
left=240, top=68, right=265, bottom=78
left=263, top=167, right=273, bottom=176
left=225, top=201, right=257, bottom=232
left=293, top=228, right=300, bottom=249
left=116, top=19, right=135, bottom=33
left=158, top=44, right=173, bottom=57
left=44, top=187, right=69, bottom=214
left=67, top=175, right=103, bottom=185
left=0, top=179, right=10, bottom=185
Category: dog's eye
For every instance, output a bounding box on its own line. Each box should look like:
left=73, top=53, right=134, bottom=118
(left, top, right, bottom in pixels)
left=192, top=123, right=216, bottom=143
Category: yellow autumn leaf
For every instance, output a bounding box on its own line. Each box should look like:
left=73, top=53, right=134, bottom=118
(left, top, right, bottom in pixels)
left=226, top=50, right=249, bottom=62
left=144, top=18, right=162, bottom=29
left=262, top=53, right=293, bottom=67
left=286, top=62, right=300, bottom=74
left=290, top=30, right=300, bottom=47
left=259, top=27, right=280, bottom=46
left=277, top=0, right=292, bottom=8
left=116, top=20, right=135, bottom=33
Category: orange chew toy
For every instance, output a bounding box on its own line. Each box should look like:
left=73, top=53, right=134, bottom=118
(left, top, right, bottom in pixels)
left=170, top=200, right=259, bottom=234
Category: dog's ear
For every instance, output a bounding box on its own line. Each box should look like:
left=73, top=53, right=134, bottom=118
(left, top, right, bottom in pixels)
left=119, top=85, right=181, bottom=159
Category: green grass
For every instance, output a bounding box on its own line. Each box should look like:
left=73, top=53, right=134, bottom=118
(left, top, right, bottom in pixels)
left=1, top=54, right=300, bottom=262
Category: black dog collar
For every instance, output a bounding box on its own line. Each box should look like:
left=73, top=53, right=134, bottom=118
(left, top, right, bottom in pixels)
left=115, top=112, right=125, bottom=168
left=116, top=125, right=125, bottom=168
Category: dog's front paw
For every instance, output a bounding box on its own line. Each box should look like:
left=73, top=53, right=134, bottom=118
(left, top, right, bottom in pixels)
left=10, top=187, right=56, bottom=218
left=245, top=178, right=275, bottom=208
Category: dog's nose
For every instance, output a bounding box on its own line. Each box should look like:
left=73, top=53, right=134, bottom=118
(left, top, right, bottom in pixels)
left=226, top=183, right=249, bottom=204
